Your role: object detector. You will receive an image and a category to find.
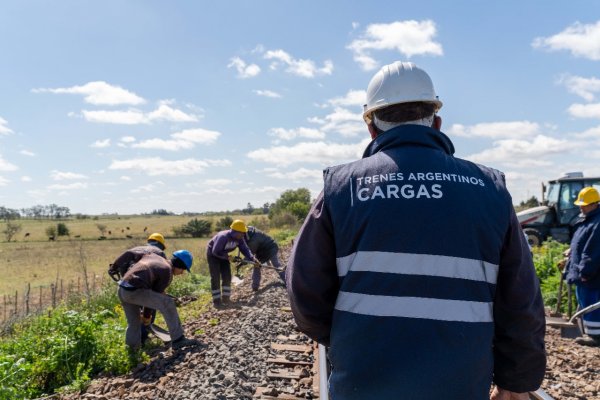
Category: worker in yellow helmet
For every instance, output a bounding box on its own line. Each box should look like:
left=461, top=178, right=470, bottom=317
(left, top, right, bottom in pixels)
left=564, top=187, right=600, bottom=347
left=206, top=220, right=259, bottom=307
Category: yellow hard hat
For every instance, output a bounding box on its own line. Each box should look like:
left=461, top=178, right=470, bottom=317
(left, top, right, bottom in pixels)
left=147, top=232, right=166, bottom=248
left=230, top=219, right=248, bottom=233
left=574, top=187, right=600, bottom=206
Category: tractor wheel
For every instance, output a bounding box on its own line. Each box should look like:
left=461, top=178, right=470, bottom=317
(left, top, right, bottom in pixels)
left=524, top=228, right=544, bottom=247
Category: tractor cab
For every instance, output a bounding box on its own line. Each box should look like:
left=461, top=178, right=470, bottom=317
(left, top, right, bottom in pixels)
left=518, top=172, right=600, bottom=246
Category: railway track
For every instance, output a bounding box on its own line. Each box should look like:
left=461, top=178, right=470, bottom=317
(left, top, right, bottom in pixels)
left=255, top=336, right=554, bottom=400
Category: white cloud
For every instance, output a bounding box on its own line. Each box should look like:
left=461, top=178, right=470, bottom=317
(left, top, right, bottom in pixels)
left=465, top=135, right=578, bottom=167
left=0, top=117, right=13, bottom=135
left=32, top=81, right=145, bottom=105
left=267, top=167, right=323, bottom=182
left=131, top=183, right=164, bottom=193
left=228, top=57, right=261, bottom=78
left=327, top=90, right=367, bottom=107
left=532, top=21, right=600, bottom=60
left=47, top=182, right=88, bottom=190
left=91, top=139, right=111, bottom=148
left=269, top=127, right=325, bottom=141
left=558, top=75, right=600, bottom=101
left=247, top=139, right=370, bottom=166
left=264, top=49, right=333, bottom=78
left=171, top=128, right=220, bottom=144
left=310, top=107, right=365, bottom=137
left=0, top=155, right=18, bottom=171
left=50, top=170, right=89, bottom=180
left=120, top=136, right=136, bottom=143
left=21, top=176, right=32, bottom=182
left=253, top=89, right=282, bottom=98
left=82, top=104, right=199, bottom=125
left=19, top=150, right=35, bottom=156
left=147, top=103, right=199, bottom=122
left=347, top=20, right=443, bottom=71
left=82, top=109, right=148, bottom=124
left=574, top=125, right=600, bottom=139
left=109, top=157, right=231, bottom=176
left=447, top=121, right=542, bottom=139
left=120, top=176, right=131, bottom=181
left=132, top=128, right=221, bottom=151
left=567, top=103, right=600, bottom=119
left=0, top=176, right=9, bottom=186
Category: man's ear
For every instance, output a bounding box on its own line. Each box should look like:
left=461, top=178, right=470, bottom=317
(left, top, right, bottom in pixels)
left=433, top=115, right=442, bottom=131
left=368, top=123, right=378, bottom=139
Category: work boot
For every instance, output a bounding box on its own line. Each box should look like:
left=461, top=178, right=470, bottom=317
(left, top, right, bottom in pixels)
left=213, top=299, right=221, bottom=308
left=222, top=296, right=231, bottom=305
left=575, top=336, right=600, bottom=347
left=171, top=336, right=201, bottom=350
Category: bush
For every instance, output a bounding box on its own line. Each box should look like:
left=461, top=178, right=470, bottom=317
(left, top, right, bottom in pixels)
left=248, top=216, right=269, bottom=231
left=270, top=211, right=299, bottom=229
left=269, top=188, right=311, bottom=221
left=215, top=216, right=234, bottom=231
left=57, top=223, right=70, bottom=237
left=532, top=239, right=574, bottom=314
left=174, top=218, right=212, bottom=238
left=45, top=225, right=57, bottom=239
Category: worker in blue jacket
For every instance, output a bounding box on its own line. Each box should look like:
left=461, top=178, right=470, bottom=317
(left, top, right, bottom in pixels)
left=286, top=61, right=546, bottom=400
left=565, top=186, right=600, bottom=347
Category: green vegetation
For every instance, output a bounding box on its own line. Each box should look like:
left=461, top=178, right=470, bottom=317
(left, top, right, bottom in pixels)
left=269, top=188, right=311, bottom=225
left=0, top=273, right=210, bottom=399
left=173, top=218, right=212, bottom=238
left=532, top=239, right=575, bottom=314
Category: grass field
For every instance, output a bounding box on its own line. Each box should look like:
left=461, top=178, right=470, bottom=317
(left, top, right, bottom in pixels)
left=0, top=213, right=269, bottom=298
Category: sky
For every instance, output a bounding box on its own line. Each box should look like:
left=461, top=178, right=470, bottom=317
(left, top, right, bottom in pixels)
left=2, top=1, right=600, bottom=215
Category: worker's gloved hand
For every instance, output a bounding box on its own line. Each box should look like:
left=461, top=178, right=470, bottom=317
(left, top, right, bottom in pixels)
left=557, top=257, right=568, bottom=271
left=253, top=258, right=262, bottom=267
left=563, top=248, right=571, bottom=258
left=140, top=315, right=152, bottom=326
left=490, top=387, right=529, bottom=400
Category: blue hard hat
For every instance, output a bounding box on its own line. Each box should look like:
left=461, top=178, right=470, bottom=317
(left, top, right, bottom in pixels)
left=172, top=250, right=193, bottom=271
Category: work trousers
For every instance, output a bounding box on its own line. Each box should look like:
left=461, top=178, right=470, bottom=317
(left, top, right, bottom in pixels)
left=251, top=253, right=284, bottom=290
left=118, top=287, right=184, bottom=349
left=207, top=254, right=231, bottom=302
left=576, top=285, right=600, bottom=337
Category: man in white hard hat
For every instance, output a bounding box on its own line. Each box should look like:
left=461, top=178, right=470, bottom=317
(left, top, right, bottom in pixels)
left=287, top=62, right=546, bottom=400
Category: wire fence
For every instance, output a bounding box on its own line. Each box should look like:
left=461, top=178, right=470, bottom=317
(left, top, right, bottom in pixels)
left=0, top=273, right=107, bottom=330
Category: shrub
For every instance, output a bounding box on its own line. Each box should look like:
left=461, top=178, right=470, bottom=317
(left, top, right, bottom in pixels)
left=174, top=218, right=212, bottom=238
left=270, top=211, right=299, bottom=229
left=57, top=223, right=70, bottom=237
left=215, top=216, right=234, bottom=231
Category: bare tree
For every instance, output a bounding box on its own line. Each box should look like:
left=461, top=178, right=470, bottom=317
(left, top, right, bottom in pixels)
left=2, top=221, right=22, bottom=242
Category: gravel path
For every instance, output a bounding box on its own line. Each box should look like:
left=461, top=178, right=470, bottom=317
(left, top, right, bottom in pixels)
left=56, top=247, right=599, bottom=400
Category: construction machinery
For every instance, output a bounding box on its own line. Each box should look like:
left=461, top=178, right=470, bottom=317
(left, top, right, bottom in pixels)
left=517, top=172, right=600, bottom=246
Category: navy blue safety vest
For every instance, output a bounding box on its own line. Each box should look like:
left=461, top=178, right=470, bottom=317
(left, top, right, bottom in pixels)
left=323, top=125, right=512, bottom=399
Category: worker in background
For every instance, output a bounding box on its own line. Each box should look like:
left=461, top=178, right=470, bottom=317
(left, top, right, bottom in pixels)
left=108, top=232, right=168, bottom=345
left=564, top=186, right=600, bottom=347
left=206, top=220, right=260, bottom=307
left=118, top=249, right=200, bottom=351
left=244, top=226, right=285, bottom=290
left=286, top=61, right=546, bottom=400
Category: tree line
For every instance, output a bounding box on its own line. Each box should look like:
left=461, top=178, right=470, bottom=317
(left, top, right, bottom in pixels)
left=0, top=204, right=71, bottom=221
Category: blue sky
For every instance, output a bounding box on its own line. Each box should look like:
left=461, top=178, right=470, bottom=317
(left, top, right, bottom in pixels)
left=1, top=1, right=600, bottom=214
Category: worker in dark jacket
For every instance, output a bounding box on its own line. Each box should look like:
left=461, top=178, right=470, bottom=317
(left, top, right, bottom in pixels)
left=109, top=232, right=168, bottom=344
left=244, top=226, right=284, bottom=290
left=286, top=61, right=546, bottom=400
left=118, top=250, right=199, bottom=350
left=206, top=220, right=259, bottom=307
left=565, top=186, right=600, bottom=347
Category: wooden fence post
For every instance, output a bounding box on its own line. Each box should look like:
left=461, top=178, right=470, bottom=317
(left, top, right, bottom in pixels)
left=25, top=283, right=30, bottom=315
left=14, top=290, right=18, bottom=317
left=51, top=283, right=56, bottom=308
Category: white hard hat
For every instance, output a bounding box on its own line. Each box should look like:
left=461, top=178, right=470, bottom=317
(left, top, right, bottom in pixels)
left=363, top=61, right=442, bottom=124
